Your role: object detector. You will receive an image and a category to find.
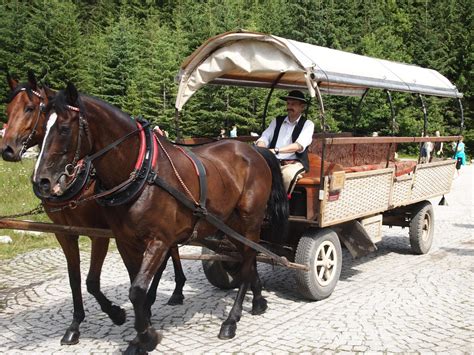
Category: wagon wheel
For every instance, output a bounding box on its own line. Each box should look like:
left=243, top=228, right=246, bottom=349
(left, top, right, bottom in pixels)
left=294, top=228, right=342, bottom=301
left=201, top=247, right=241, bottom=289
left=409, top=201, right=434, bottom=254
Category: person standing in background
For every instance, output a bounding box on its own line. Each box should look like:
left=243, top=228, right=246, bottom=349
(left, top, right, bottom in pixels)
left=431, top=130, right=444, bottom=162
left=229, top=124, right=237, bottom=138
left=421, top=135, right=433, bottom=163
left=453, top=137, right=466, bottom=176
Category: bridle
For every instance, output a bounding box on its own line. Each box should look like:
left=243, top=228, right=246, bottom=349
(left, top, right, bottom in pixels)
left=54, top=103, right=145, bottom=191
left=11, top=87, right=46, bottom=156
left=60, top=104, right=93, bottom=179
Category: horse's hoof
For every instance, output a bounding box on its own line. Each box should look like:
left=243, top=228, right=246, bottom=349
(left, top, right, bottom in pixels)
left=218, top=321, right=236, bottom=340
left=167, top=294, right=184, bottom=306
left=138, top=327, right=162, bottom=352
left=109, top=305, right=127, bottom=325
left=123, top=342, right=147, bottom=355
left=251, top=297, right=268, bottom=315
left=60, top=329, right=80, bottom=345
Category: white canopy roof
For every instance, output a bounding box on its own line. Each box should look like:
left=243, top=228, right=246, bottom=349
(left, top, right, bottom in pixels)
left=175, top=31, right=462, bottom=111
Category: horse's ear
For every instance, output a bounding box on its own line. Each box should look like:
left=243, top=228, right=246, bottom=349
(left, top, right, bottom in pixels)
left=39, top=68, right=48, bottom=83
left=6, top=71, right=18, bottom=90
left=65, top=82, right=79, bottom=104
left=42, top=83, right=56, bottom=99
left=27, top=69, right=38, bottom=90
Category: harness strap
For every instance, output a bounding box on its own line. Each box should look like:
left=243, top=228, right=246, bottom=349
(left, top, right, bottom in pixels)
left=84, top=121, right=149, bottom=165
left=182, top=147, right=207, bottom=209
left=151, top=175, right=290, bottom=267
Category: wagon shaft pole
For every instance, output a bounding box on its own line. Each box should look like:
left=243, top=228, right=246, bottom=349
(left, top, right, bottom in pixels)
left=0, top=218, right=114, bottom=239
left=179, top=253, right=309, bottom=271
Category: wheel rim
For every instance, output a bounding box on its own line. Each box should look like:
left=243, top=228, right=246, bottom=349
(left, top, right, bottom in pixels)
left=314, top=240, right=337, bottom=286
left=422, top=213, right=431, bottom=242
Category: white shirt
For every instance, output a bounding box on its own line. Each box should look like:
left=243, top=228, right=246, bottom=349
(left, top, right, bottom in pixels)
left=257, top=115, right=314, bottom=160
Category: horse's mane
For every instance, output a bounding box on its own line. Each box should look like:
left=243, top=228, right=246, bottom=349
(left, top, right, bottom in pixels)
left=49, top=89, right=132, bottom=123
left=7, top=83, right=35, bottom=103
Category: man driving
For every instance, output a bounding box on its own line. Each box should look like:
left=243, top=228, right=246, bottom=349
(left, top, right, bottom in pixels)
left=256, top=90, right=314, bottom=195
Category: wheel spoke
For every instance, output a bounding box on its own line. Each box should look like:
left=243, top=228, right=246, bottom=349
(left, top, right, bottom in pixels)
left=315, top=259, right=325, bottom=266
left=318, top=265, right=326, bottom=280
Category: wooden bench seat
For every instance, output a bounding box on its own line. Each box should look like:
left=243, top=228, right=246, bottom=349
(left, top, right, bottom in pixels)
left=296, top=154, right=344, bottom=186
left=343, top=161, right=417, bottom=177
left=295, top=154, right=417, bottom=187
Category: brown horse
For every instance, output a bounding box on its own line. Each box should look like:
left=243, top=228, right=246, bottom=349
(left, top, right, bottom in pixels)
left=1, top=73, right=186, bottom=346
left=33, top=82, right=288, bottom=354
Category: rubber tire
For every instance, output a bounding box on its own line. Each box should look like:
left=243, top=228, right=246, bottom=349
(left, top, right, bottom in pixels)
left=295, top=228, right=342, bottom=301
left=409, top=201, right=434, bottom=254
left=201, top=247, right=241, bottom=289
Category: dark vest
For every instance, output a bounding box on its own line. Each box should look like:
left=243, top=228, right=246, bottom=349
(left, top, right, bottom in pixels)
left=269, top=115, right=309, bottom=171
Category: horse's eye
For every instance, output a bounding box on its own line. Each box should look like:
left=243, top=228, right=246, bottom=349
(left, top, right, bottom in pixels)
left=24, top=106, right=34, bottom=113
left=59, top=126, right=70, bottom=135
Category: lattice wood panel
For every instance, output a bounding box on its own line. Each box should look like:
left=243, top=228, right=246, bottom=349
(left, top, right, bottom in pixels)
left=321, top=169, right=393, bottom=226
left=411, top=161, right=455, bottom=201
left=392, top=177, right=413, bottom=207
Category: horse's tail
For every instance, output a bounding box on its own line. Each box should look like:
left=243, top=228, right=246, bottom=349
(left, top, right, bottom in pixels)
left=254, top=146, right=289, bottom=242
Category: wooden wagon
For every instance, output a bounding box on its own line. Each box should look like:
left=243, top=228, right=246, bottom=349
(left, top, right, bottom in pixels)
left=172, top=31, right=464, bottom=300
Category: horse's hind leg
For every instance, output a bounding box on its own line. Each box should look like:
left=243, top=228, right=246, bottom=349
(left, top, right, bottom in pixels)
left=86, top=237, right=126, bottom=325
left=218, top=247, right=259, bottom=340
left=55, top=234, right=84, bottom=345
left=250, top=259, right=267, bottom=315
left=167, top=246, right=186, bottom=305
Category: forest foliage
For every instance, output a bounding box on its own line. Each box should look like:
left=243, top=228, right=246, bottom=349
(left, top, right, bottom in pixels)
left=1, top=0, right=472, bottom=154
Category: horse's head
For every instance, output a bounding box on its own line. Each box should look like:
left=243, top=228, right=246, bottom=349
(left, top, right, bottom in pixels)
left=33, top=82, right=91, bottom=198
left=1, top=70, right=54, bottom=162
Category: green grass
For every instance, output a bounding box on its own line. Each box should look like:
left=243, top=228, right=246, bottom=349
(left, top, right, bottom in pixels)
left=0, top=158, right=109, bottom=259
left=396, top=152, right=418, bottom=160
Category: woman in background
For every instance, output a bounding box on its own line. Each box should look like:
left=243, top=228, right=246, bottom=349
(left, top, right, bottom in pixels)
left=453, top=137, right=466, bottom=176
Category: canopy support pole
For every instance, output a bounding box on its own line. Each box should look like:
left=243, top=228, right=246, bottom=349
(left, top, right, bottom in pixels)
left=418, top=94, right=428, bottom=164
left=454, top=98, right=465, bottom=154
left=313, top=81, right=327, bottom=194
left=352, top=88, right=369, bottom=135
left=385, top=90, right=396, bottom=135
left=385, top=90, right=396, bottom=168
left=174, top=109, right=181, bottom=140
left=261, top=73, right=285, bottom=133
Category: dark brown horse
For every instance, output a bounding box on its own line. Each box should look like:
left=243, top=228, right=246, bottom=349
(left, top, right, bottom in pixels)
left=33, top=83, right=288, bottom=354
left=1, top=73, right=186, bottom=346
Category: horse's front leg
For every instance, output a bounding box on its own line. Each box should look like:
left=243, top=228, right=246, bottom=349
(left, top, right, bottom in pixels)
left=125, top=239, right=168, bottom=354
left=144, top=251, right=171, bottom=318
left=86, top=237, right=126, bottom=325
left=55, top=234, right=84, bottom=345
left=143, top=246, right=186, bottom=320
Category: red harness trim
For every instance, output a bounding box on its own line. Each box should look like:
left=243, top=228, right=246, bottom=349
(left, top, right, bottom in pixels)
left=134, top=121, right=147, bottom=170
left=152, top=134, right=159, bottom=169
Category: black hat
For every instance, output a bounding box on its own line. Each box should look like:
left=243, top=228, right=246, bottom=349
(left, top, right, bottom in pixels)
left=279, top=90, right=307, bottom=103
